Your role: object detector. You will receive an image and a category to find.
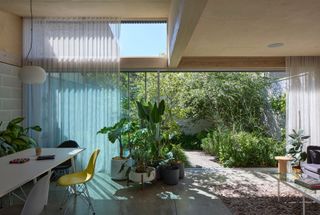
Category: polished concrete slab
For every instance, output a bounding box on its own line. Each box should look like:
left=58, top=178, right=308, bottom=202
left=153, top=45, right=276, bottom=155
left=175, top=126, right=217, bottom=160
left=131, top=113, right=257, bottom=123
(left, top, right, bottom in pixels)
left=1, top=169, right=232, bottom=215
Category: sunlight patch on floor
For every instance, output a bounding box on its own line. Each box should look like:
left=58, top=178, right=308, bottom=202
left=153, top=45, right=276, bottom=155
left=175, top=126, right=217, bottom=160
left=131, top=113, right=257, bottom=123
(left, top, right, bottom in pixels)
left=87, top=172, right=126, bottom=200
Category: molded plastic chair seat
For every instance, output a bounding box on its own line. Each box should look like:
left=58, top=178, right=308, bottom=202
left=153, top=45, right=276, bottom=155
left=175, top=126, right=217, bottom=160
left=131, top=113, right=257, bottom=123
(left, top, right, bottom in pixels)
left=57, top=171, right=93, bottom=186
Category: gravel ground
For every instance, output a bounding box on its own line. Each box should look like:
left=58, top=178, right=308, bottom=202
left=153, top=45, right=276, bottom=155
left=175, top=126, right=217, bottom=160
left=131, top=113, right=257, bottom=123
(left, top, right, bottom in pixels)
left=185, top=151, right=320, bottom=214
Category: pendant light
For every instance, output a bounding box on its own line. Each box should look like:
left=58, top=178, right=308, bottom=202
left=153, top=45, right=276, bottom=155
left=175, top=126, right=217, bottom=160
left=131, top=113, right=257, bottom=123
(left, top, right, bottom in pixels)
left=20, top=0, right=46, bottom=84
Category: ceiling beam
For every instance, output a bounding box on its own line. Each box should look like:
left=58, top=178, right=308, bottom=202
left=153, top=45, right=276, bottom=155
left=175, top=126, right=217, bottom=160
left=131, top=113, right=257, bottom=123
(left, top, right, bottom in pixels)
left=168, top=0, right=207, bottom=68
left=120, top=57, right=167, bottom=70
left=178, top=57, right=286, bottom=70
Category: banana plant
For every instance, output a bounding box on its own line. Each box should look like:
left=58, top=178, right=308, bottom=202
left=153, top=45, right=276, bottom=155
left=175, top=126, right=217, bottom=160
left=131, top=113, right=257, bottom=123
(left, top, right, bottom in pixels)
left=0, top=117, right=41, bottom=156
left=136, top=100, right=165, bottom=160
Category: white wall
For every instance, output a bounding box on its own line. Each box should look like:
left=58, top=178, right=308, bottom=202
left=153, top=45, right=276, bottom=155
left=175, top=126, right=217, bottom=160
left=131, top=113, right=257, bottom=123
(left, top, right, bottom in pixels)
left=0, top=63, right=22, bottom=129
left=0, top=10, right=22, bottom=129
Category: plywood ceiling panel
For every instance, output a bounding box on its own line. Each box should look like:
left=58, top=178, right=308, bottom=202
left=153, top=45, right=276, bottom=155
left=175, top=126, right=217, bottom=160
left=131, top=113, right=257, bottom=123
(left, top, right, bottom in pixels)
left=0, top=0, right=170, bottom=18
left=184, top=0, right=320, bottom=56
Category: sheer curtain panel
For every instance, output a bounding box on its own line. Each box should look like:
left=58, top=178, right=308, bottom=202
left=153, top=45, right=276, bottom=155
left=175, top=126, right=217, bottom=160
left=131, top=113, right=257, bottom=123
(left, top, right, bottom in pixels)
left=286, top=56, right=320, bottom=150
left=22, top=18, right=121, bottom=173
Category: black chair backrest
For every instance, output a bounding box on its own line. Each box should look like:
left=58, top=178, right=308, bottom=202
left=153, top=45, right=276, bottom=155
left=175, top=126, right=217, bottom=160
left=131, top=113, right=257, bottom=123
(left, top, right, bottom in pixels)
left=58, top=140, right=79, bottom=148
left=307, top=145, right=320, bottom=163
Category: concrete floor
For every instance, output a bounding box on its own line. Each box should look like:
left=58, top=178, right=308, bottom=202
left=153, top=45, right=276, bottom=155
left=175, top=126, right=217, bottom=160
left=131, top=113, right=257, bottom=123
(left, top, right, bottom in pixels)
left=185, top=150, right=222, bottom=169
left=1, top=170, right=231, bottom=215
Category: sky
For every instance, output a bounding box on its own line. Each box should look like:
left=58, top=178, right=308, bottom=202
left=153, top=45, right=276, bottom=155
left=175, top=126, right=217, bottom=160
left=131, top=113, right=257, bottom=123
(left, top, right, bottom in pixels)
left=120, top=23, right=167, bottom=57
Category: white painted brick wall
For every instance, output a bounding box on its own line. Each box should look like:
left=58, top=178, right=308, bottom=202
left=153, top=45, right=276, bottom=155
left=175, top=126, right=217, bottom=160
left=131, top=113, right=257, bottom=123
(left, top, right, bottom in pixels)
left=0, top=63, right=22, bottom=129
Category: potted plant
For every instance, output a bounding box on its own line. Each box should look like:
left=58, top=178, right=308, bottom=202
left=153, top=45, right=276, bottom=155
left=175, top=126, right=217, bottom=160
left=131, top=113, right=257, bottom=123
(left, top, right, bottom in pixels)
left=122, top=100, right=166, bottom=187
left=127, top=128, right=156, bottom=188
left=136, top=100, right=165, bottom=161
left=287, top=129, right=310, bottom=173
left=169, top=144, right=187, bottom=179
left=0, top=117, right=41, bottom=157
left=161, top=133, right=187, bottom=179
left=98, top=118, right=137, bottom=180
left=159, top=152, right=180, bottom=185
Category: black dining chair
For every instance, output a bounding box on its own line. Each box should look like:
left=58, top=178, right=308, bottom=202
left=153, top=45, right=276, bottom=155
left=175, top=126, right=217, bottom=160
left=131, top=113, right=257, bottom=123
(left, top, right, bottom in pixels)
left=51, top=140, right=79, bottom=181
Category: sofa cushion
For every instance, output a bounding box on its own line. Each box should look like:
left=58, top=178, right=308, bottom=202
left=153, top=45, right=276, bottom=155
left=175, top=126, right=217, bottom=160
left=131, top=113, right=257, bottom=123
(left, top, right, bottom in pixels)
left=310, top=150, right=320, bottom=164
left=302, top=163, right=320, bottom=174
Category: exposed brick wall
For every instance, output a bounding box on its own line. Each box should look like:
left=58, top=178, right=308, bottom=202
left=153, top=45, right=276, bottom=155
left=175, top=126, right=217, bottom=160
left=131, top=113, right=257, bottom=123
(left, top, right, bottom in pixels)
left=0, top=63, right=22, bottom=129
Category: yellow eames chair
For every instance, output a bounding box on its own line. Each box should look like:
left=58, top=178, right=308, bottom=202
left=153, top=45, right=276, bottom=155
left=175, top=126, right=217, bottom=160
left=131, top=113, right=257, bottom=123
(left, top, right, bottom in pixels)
left=57, top=149, right=100, bottom=215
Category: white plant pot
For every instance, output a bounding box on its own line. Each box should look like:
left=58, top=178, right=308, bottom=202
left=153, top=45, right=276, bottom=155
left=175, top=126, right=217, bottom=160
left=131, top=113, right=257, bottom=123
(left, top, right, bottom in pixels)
left=111, top=158, right=128, bottom=180
left=129, top=167, right=156, bottom=183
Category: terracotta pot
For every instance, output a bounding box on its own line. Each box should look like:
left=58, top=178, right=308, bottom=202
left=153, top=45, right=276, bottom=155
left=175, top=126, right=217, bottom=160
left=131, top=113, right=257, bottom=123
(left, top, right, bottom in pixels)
left=35, top=147, right=41, bottom=156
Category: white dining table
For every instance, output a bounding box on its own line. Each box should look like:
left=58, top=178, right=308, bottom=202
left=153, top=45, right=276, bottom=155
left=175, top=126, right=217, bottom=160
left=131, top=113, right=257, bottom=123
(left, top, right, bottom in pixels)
left=0, top=147, right=84, bottom=198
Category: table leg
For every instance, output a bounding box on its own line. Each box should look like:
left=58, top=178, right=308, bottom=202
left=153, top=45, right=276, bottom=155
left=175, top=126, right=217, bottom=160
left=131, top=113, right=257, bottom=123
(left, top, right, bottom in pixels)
left=45, top=170, right=52, bottom=206
left=302, top=196, right=305, bottom=215
left=71, top=157, right=76, bottom=173
left=70, top=157, right=77, bottom=193
left=277, top=179, right=280, bottom=202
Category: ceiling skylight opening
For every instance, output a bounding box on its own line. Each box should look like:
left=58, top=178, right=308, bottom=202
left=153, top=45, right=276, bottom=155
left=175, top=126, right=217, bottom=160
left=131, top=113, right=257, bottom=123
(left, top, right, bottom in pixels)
left=120, top=21, right=167, bottom=57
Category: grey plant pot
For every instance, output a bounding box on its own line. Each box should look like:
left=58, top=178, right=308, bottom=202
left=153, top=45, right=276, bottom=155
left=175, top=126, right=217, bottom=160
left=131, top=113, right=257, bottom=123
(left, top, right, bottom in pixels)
left=162, top=166, right=179, bottom=185
left=177, top=162, right=185, bottom=179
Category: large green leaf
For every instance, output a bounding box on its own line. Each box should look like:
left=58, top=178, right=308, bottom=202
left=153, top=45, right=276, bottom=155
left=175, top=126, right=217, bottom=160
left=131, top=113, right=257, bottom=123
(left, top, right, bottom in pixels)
left=301, top=135, right=310, bottom=140
left=29, top=126, right=42, bottom=132
left=288, top=148, right=296, bottom=154
left=2, top=135, right=12, bottom=144
left=158, top=100, right=165, bottom=115
left=97, top=126, right=112, bottom=134
left=19, top=135, right=36, bottom=146
left=151, top=103, right=160, bottom=123
left=8, top=117, right=24, bottom=126
left=300, top=152, right=307, bottom=161
left=136, top=101, right=148, bottom=120
left=12, top=138, right=28, bottom=146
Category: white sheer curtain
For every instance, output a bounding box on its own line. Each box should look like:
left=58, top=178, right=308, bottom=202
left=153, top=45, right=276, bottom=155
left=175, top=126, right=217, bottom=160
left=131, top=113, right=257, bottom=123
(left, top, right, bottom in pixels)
left=22, top=18, right=121, bottom=173
left=286, top=56, right=320, bottom=149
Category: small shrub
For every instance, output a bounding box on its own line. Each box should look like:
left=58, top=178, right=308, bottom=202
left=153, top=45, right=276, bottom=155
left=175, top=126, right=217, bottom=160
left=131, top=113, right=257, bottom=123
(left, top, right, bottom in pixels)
left=172, top=131, right=207, bottom=150
left=201, top=129, right=285, bottom=167
left=170, top=144, right=189, bottom=166
left=162, top=143, right=190, bottom=167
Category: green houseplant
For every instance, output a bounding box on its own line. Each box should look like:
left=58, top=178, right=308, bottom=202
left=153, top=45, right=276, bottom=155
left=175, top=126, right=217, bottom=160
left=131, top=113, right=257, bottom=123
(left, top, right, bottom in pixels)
left=98, top=118, right=137, bottom=180
left=168, top=144, right=187, bottom=179
left=136, top=100, right=165, bottom=161
left=117, top=100, right=166, bottom=186
left=159, top=152, right=180, bottom=185
left=126, top=128, right=156, bottom=187
left=0, top=117, right=41, bottom=157
left=287, top=129, right=310, bottom=170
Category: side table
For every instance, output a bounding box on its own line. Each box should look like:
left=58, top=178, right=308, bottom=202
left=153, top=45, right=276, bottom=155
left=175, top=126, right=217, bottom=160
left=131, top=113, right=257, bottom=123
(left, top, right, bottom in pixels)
left=275, top=156, right=294, bottom=175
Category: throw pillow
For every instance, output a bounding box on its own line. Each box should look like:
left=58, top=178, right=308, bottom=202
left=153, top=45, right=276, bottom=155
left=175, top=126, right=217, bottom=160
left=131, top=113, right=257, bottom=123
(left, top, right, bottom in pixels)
left=310, top=150, right=320, bottom=164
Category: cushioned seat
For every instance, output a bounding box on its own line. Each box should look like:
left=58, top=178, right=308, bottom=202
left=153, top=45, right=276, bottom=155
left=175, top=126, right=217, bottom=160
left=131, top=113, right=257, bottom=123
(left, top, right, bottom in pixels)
left=302, top=163, right=320, bottom=174
left=302, top=146, right=320, bottom=179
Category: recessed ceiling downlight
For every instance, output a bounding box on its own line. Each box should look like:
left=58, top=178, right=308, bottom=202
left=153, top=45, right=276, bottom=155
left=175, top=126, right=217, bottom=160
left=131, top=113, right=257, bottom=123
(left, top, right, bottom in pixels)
left=267, top=43, right=284, bottom=48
